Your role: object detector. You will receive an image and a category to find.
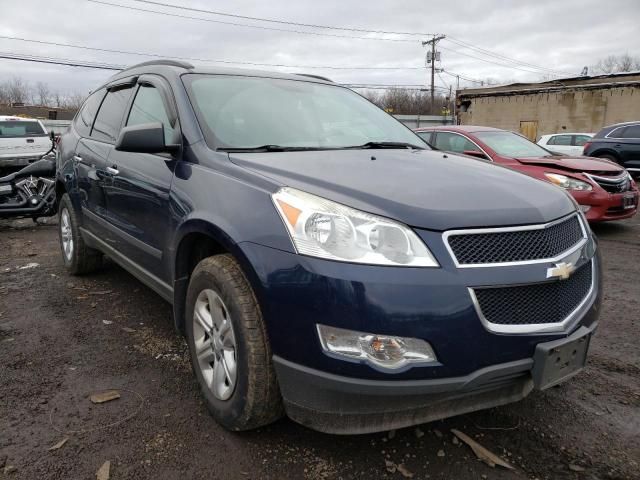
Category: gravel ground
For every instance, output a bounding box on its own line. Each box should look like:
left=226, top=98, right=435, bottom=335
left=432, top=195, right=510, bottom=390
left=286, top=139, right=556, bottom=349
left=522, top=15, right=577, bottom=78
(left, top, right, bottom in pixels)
left=0, top=216, right=638, bottom=480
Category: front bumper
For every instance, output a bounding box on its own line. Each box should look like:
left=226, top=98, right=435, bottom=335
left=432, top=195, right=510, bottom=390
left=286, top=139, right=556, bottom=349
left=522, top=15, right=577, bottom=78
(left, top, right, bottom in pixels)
left=572, top=189, right=639, bottom=222
left=239, top=232, right=601, bottom=432
left=274, top=324, right=595, bottom=434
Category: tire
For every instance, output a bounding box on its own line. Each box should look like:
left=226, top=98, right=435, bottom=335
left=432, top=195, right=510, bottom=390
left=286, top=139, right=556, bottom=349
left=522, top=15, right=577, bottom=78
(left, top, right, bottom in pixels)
left=185, top=254, right=283, bottom=431
left=58, top=193, right=102, bottom=275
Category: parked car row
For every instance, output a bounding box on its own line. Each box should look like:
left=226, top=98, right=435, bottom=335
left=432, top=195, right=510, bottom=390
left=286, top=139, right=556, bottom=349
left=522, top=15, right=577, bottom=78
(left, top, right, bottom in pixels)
left=415, top=126, right=638, bottom=223
left=1, top=62, right=635, bottom=436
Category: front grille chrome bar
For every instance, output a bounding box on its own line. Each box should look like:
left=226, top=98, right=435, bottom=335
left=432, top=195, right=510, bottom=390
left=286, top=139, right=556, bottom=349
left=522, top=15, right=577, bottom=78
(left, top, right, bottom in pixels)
left=443, top=213, right=588, bottom=268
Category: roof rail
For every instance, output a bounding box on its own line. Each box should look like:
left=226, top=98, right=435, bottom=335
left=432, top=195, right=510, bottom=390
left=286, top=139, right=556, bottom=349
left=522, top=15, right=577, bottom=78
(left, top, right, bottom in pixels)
left=122, top=59, right=194, bottom=71
left=295, top=73, right=334, bottom=83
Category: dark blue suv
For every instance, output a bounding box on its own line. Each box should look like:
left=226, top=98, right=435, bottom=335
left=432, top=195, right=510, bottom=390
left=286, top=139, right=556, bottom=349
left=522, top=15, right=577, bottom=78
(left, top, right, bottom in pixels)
left=583, top=121, right=640, bottom=175
left=56, top=60, right=602, bottom=434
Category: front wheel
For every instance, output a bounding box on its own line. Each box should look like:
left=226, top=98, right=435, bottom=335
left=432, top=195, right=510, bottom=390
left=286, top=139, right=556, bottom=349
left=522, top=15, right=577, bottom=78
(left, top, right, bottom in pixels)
left=185, top=254, right=283, bottom=431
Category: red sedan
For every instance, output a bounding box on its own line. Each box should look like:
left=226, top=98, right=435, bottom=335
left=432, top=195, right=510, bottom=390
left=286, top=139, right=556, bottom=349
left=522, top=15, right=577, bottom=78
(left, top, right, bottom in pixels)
left=415, top=126, right=638, bottom=223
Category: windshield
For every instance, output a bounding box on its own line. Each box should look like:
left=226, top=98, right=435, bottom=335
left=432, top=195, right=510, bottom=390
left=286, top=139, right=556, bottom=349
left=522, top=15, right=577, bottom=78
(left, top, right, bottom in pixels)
left=0, top=120, right=45, bottom=137
left=183, top=74, right=427, bottom=150
left=475, top=131, right=551, bottom=157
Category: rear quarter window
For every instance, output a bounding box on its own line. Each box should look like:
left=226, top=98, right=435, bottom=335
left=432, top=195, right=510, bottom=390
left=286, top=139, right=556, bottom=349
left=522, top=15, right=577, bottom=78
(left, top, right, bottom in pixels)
left=74, top=89, right=106, bottom=137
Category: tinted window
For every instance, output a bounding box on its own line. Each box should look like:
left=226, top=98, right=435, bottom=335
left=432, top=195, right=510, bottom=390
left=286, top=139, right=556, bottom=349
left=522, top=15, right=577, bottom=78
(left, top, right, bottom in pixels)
left=0, top=121, right=45, bottom=137
left=126, top=85, right=174, bottom=144
left=416, top=132, right=432, bottom=144
left=622, top=125, right=640, bottom=138
left=74, top=90, right=105, bottom=137
left=548, top=135, right=572, bottom=146
left=183, top=75, right=426, bottom=150
left=434, top=132, right=477, bottom=153
left=91, top=88, right=133, bottom=143
left=573, top=135, right=592, bottom=146
left=607, top=126, right=626, bottom=138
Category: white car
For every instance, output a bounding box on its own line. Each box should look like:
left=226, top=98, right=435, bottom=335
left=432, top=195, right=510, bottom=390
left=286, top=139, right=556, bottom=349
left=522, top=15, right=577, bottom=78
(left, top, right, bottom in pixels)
left=537, top=132, right=594, bottom=156
left=0, top=116, right=51, bottom=168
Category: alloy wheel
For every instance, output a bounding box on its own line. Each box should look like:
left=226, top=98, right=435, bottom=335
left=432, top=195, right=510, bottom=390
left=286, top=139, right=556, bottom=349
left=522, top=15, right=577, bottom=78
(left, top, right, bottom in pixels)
left=192, top=288, right=238, bottom=401
left=60, top=208, right=74, bottom=261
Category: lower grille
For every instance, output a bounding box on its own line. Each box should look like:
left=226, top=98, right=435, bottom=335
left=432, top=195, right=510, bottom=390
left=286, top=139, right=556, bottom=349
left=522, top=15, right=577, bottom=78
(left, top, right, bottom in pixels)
left=472, top=260, right=593, bottom=326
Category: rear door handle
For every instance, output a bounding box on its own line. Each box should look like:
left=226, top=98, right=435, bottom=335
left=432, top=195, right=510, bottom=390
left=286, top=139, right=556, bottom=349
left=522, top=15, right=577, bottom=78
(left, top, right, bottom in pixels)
left=73, top=155, right=83, bottom=163
left=105, top=166, right=119, bottom=175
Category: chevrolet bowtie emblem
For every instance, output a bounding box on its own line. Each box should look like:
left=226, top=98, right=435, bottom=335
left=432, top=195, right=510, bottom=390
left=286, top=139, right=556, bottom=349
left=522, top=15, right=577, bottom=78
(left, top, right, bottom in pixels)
left=547, top=262, right=576, bottom=280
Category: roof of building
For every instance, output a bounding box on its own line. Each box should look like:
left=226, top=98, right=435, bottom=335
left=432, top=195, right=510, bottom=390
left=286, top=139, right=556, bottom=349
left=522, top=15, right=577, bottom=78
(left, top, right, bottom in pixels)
left=458, top=71, right=640, bottom=98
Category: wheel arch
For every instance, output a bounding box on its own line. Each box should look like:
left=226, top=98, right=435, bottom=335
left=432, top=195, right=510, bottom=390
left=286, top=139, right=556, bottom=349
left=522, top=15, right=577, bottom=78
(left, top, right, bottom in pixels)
left=591, top=148, right=620, bottom=161
left=171, top=218, right=264, bottom=335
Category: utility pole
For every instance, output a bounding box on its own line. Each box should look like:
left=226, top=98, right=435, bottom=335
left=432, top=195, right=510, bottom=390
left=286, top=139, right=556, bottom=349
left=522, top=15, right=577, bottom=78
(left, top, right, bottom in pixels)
left=422, top=34, right=446, bottom=114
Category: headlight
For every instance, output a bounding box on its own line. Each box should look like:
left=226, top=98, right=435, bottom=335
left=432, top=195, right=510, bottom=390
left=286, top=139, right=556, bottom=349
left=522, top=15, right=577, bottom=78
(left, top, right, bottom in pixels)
left=544, top=173, right=592, bottom=191
left=317, top=324, right=437, bottom=371
left=272, top=187, right=438, bottom=267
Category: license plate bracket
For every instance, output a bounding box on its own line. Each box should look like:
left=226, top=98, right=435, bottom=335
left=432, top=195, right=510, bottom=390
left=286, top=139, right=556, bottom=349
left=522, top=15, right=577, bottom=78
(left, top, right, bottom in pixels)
left=622, top=192, right=636, bottom=209
left=532, top=326, right=591, bottom=390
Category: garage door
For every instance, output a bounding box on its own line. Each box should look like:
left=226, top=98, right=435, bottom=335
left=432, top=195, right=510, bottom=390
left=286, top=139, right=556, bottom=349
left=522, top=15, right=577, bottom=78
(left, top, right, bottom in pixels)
left=519, top=121, right=538, bottom=142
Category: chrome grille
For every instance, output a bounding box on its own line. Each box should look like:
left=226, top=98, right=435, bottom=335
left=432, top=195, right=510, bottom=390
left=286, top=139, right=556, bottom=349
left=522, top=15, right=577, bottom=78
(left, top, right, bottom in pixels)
left=445, top=214, right=585, bottom=266
left=586, top=173, right=631, bottom=194
left=472, top=260, right=593, bottom=326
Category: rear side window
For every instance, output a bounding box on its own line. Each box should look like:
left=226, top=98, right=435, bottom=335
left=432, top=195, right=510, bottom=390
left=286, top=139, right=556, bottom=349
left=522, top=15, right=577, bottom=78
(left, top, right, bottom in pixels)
left=434, top=132, right=477, bottom=153
left=573, top=135, right=591, bottom=146
left=0, top=121, right=45, bottom=137
left=74, top=90, right=105, bottom=137
left=91, top=87, right=133, bottom=143
left=126, top=85, right=174, bottom=144
left=416, top=131, right=432, bottom=144
left=622, top=125, right=640, bottom=139
left=548, top=135, right=572, bottom=146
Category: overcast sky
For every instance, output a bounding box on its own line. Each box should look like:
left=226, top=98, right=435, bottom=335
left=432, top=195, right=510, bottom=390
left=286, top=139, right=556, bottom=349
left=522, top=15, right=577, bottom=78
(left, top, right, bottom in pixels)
left=1, top=0, right=639, bottom=99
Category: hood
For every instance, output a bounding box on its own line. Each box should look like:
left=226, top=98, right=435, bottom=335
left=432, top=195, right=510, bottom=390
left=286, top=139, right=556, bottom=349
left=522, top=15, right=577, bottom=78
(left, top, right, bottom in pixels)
left=515, top=155, right=623, bottom=173
left=230, top=149, right=575, bottom=231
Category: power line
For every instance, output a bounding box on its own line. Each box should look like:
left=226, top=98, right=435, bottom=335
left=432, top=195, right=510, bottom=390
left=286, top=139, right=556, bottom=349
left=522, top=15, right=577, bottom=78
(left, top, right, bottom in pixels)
left=87, top=0, right=419, bottom=43
left=126, top=0, right=434, bottom=36
left=0, top=51, right=123, bottom=70
left=441, top=69, right=484, bottom=85
left=445, top=36, right=574, bottom=76
left=107, top=0, right=575, bottom=77
left=0, top=34, right=425, bottom=71
left=0, top=52, right=438, bottom=90
left=437, top=44, right=561, bottom=76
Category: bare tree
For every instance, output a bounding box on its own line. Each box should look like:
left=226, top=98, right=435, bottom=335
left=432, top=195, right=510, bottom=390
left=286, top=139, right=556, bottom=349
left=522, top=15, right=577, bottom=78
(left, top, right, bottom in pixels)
left=5, top=77, right=31, bottom=104
left=63, top=91, right=87, bottom=110
left=593, top=54, right=640, bottom=74
left=35, top=81, right=51, bottom=106
left=360, top=88, right=448, bottom=115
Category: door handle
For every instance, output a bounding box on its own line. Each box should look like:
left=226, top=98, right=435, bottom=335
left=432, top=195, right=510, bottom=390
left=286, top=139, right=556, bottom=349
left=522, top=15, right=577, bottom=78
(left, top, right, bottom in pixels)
left=105, top=166, right=119, bottom=175
left=72, top=155, right=83, bottom=163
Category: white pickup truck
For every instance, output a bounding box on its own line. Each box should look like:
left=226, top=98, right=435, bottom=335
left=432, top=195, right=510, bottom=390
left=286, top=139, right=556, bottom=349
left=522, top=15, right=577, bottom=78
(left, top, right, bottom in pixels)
left=0, top=116, right=51, bottom=168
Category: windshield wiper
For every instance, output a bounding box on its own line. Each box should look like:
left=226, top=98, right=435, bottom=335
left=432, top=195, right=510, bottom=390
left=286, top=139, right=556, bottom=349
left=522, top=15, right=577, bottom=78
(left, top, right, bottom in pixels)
left=347, top=141, right=426, bottom=150
left=219, top=145, right=330, bottom=152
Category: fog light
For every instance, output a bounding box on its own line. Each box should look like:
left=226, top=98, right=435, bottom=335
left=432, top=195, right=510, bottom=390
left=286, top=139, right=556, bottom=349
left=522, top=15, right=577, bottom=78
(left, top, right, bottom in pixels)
left=580, top=205, right=591, bottom=213
left=316, top=324, right=437, bottom=371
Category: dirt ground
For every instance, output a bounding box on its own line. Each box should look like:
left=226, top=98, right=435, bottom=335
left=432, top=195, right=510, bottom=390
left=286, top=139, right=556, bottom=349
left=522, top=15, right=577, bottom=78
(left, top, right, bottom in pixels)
left=0, top=215, right=638, bottom=480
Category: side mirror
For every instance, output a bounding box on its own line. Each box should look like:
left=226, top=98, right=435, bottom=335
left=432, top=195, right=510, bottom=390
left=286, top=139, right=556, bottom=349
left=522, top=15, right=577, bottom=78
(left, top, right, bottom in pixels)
left=115, top=122, right=177, bottom=154
left=462, top=150, right=488, bottom=159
